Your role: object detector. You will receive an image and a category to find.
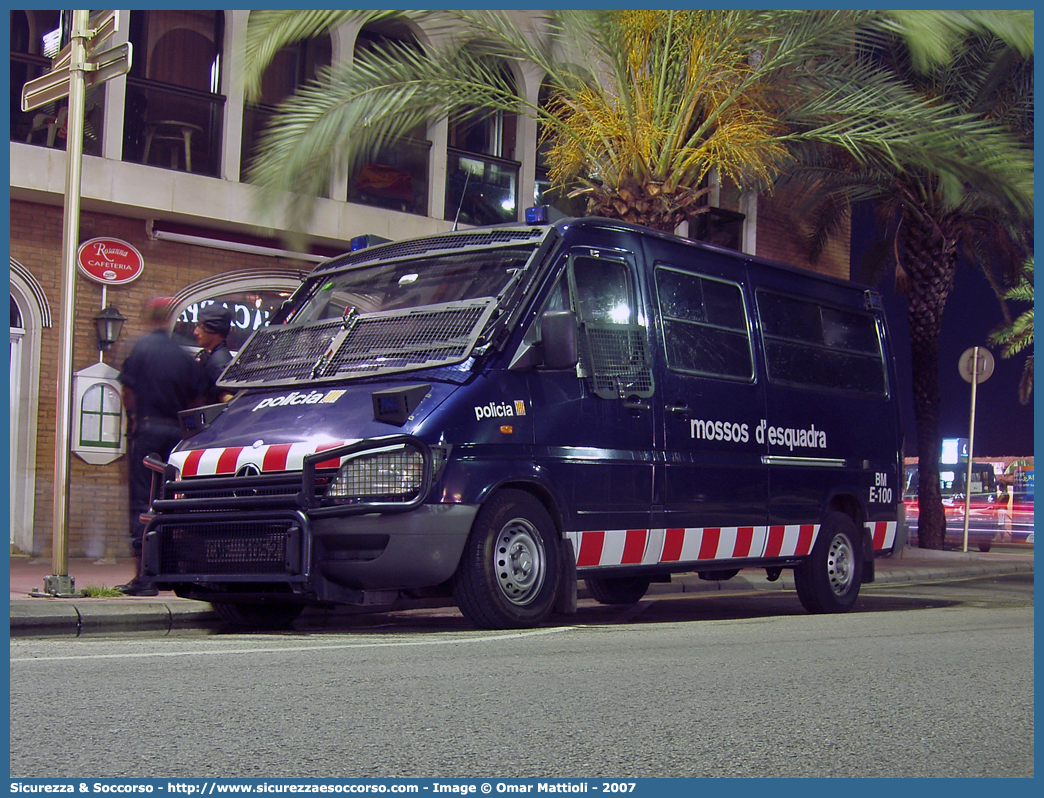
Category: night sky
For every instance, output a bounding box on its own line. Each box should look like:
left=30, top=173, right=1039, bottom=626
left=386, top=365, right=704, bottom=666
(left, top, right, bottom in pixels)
left=850, top=205, right=1035, bottom=458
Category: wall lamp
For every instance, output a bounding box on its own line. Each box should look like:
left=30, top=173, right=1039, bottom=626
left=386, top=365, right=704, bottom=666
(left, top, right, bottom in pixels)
left=93, top=305, right=126, bottom=352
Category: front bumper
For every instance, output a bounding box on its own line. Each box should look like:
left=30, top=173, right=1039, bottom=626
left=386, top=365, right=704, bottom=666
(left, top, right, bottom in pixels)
left=138, top=434, right=477, bottom=604
left=140, top=504, right=478, bottom=603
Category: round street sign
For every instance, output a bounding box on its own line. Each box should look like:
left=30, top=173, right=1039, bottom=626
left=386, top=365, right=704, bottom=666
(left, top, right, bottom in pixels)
left=77, top=237, right=144, bottom=285
left=958, top=346, right=995, bottom=384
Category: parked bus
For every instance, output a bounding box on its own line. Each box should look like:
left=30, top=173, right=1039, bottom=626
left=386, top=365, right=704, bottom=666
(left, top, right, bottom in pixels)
left=140, top=211, right=904, bottom=629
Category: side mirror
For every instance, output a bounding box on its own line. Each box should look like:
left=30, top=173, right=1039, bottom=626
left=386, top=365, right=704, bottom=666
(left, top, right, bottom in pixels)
left=541, top=310, right=579, bottom=370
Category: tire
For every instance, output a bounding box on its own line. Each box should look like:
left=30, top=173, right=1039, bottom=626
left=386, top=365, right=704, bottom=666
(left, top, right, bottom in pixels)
left=585, top=576, right=651, bottom=605
left=452, top=490, right=561, bottom=629
left=978, top=544, right=991, bottom=553
left=794, top=511, right=863, bottom=614
left=211, top=601, right=303, bottom=630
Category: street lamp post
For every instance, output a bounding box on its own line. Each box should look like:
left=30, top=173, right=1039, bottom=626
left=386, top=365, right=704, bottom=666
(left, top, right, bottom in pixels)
left=21, top=10, right=131, bottom=596
left=43, top=9, right=91, bottom=596
left=958, top=346, right=995, bottom=553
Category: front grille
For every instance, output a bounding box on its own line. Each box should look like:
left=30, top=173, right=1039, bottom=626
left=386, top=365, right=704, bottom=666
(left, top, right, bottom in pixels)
left=163, top=471, right=333, bottom=505
left=152, top=518, right=302, bottom=576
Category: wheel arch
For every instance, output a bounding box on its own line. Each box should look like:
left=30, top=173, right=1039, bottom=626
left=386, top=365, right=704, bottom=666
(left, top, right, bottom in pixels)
left=471, top=472, right=569, bottom=540
left=827, top=492, right=875, bottom=582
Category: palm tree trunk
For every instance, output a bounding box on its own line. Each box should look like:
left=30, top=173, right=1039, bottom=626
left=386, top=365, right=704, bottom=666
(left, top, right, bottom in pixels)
left=900, top=213, right=959, bottom=549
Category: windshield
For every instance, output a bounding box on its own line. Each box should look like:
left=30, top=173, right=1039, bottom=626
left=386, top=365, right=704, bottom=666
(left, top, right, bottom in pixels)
left=290, top=247, right=531, bottom=323
left=222, top=244, right=539, bottom=388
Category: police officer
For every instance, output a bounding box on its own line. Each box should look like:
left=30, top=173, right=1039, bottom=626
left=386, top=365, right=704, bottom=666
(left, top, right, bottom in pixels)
left=194, top=303, right=235, bottom=405
left=117, top=297, right=201, bottom=595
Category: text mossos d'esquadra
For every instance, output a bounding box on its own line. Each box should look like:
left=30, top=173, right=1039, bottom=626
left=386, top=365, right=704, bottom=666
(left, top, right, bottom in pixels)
left=689, top=417, right=827, bottom=451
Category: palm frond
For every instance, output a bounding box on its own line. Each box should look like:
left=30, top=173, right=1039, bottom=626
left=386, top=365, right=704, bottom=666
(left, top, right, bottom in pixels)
left=242, top=10, right=399, bottom=100
left=989, top=258, right=1035, bottom=358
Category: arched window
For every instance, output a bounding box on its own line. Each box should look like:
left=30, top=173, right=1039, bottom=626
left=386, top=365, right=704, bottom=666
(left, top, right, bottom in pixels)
left=10, top=294, right=23, bottom=330
left=171, top=285, right=300, bottom=354
left=123, top=10, right=225, bottom=176
left=10, top=262, right=52, bottom=555
left=10, top=9, right=103, bottom=155
left=346, top=23, right=430, bottom=216
left=445, top=59, right=519, bottom=225
left=9, top=292, right=25, bottom=552
left=240, top=16, right=331, bottom=183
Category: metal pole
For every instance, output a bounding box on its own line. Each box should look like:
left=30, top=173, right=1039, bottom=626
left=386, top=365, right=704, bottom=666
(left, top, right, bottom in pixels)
left=44, top=9, right=90, bottom=596
left=99, top=285, right=108, bottom=364
left=962, top=347, right=980, bottom=554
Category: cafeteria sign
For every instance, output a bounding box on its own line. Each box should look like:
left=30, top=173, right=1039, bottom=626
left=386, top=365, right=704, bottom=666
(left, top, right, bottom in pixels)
left=77, top=237, right=144, bottom=285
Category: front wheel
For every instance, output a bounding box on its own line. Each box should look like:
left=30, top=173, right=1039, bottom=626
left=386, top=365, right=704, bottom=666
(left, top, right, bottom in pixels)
left=452, top=490, right=561, bottom=629
left=794, top=512, right=863, bottom=613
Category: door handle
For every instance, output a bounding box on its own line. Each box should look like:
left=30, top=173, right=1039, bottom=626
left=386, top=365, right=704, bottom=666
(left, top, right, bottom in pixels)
left=667, top=404, right=691, bottom=417
left=624, top=397, right=651, bottom=412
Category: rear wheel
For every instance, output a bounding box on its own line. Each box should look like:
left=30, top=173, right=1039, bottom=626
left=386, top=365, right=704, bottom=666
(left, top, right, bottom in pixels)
left=794, top=512, right=863, bottom=613
left=585, top=576, right=651, bottom=605
left=452, top=490, right=561, bottom=629
left=211, top=601, right=303, bottom=630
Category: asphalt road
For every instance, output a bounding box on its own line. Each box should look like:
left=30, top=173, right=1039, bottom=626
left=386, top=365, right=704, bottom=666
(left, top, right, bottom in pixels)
left=9, top=573, right=1034, bottom=779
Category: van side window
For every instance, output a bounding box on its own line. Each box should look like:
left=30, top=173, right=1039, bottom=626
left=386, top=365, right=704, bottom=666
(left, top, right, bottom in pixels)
left=655, top=265, right=753, bottom=380
left=571, top=256, right=634, bottom=324
left=757, top=290, right=888, bottom=396
left=567, top=254, right=654, bottom=400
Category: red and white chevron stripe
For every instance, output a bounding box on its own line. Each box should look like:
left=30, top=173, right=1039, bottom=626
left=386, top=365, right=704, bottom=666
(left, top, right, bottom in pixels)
left=868, top=520, right=898, bottom=550
left=567, top=520, right=898, bottom=568
left=168, top=439, right=358, bottom=477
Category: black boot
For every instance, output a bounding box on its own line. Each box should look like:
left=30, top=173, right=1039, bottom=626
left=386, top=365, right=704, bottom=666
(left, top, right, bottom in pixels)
left=116, top=552, right=158, bottom=596
left=115, top=578, right=159, bottom=597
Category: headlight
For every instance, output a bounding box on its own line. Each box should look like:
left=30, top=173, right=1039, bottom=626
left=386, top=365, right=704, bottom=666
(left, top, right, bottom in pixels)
left=325, top=445, right=426, bottom=502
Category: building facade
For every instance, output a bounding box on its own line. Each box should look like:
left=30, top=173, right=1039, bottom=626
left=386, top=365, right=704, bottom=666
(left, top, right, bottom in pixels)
left=9, top=9, right=850, bottom=558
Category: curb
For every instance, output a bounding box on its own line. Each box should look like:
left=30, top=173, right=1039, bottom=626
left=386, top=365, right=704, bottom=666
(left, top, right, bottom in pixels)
left=9, top=553, right=1032, bottom=638
left=10, top=598, right=220, bottom=638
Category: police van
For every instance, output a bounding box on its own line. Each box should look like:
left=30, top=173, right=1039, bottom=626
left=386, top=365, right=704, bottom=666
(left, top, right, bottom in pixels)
left=140, top=210, right=904, bottom=629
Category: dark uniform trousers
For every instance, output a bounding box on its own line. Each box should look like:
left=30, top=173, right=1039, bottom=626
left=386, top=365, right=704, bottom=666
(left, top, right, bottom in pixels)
left=127, top=417, right=182, bottom=556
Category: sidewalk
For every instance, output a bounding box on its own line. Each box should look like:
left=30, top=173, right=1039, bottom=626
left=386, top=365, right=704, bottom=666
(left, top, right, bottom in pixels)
left=9, top=546, right=1034, bottom=638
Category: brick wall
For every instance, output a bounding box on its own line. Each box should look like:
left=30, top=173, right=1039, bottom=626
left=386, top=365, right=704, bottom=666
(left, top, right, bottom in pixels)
left=756, top=193, right=851, bottom=281
left=10, top=200, right=299, bottom=558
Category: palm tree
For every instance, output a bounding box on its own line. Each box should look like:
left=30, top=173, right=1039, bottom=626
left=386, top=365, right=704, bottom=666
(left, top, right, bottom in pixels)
left=242, top=11, right=1032, bottom=549
left=778, top=25, right=1033, bottom=548
left=241, top=10, right=1030, bottom=235
left=990, top=258, right=1034, bottom=405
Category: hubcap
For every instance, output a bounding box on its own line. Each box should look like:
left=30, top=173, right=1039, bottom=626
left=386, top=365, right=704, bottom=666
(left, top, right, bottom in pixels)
left=494, top=517, right=545, bottom=605
left=826, top=533, right=855, bottom=596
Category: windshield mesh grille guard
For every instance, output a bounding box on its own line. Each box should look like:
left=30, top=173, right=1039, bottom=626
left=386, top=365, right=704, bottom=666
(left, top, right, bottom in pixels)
left=221, top=298, right=497, bottom=388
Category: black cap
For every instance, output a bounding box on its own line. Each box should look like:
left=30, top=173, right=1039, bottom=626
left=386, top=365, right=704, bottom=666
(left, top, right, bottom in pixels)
left=197, top=304, right=234, bottom=334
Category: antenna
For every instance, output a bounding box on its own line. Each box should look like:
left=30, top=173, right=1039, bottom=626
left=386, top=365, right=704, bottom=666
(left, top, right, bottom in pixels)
left=452, top=170, right=471, bottom=232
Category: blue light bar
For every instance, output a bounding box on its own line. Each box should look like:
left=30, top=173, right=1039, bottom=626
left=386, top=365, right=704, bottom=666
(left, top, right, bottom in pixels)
left=525, top=205, right=549, bottom=224
left=350, top=234, right=391, bottom=252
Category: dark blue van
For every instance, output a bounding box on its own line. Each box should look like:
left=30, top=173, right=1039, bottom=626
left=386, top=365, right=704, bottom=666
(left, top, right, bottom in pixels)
left=141, top=214, right=904, bottom=629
